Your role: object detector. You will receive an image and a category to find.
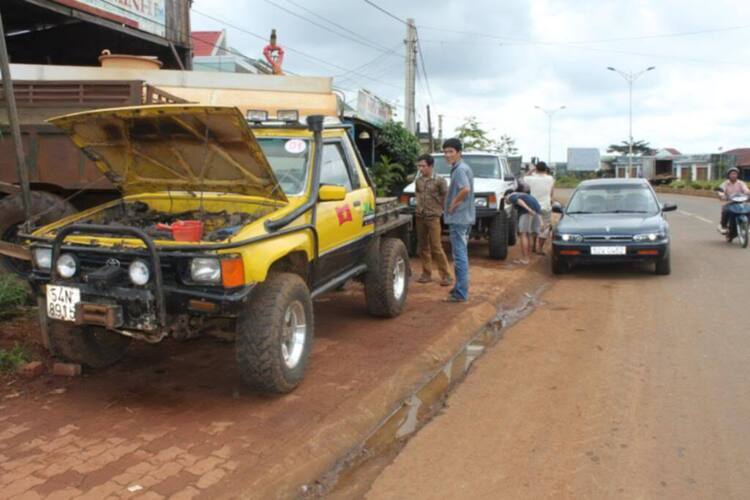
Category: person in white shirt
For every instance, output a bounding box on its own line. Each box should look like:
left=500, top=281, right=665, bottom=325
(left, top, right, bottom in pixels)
left=523, top=162, right=555, bottom=254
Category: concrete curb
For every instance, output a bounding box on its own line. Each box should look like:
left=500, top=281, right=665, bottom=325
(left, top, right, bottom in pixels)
left=304, top=261, right=552, bottom=497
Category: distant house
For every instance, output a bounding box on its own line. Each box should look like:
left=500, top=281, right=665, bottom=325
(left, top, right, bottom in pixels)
left=722, top=148, right=750, bottom=181
left=191, top=30, right=271, bottom=74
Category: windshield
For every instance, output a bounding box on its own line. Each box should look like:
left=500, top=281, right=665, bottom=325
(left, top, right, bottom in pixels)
left=567, top=184, right=660, bottom=214
left=257, top=138, right=309, bottom=196
left=434, top=155, right=500, bottom=178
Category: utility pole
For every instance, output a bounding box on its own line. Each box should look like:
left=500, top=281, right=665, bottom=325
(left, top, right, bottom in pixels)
left=438, top=114, right=443, bottom=145
left=404, top=18, right=417, bottom=134
left=0, top=7, right=32, bottom=227
left=426, top=105, right=434, bottom=153
left=534, top=105, right=566, bottom=164
left=607, top=65, right=655, bottom=178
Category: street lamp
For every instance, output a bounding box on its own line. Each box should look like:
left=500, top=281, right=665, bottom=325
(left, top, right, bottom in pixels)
left=607, top=65, right=655, bottom=178
left=534, top=105, right=566, bottom=164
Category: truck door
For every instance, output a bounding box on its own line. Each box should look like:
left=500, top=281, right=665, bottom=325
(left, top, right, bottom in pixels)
left=315, top=139, right=374, bottom=286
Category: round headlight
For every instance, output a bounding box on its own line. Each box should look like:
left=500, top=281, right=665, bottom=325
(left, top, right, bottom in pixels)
left=648, top=233, right=658, bottom=241
left=56, top=253, right=77, bottom=279
left=129, top=259, right=150, bottom=286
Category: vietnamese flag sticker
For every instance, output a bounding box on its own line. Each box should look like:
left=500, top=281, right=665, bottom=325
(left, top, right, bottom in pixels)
left=336, top=204, right=353, bottom=225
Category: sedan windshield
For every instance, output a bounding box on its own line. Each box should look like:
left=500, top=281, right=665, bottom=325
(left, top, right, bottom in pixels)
left=434, top=155, right=500, bottom=178
left=567, top=185, right=660, bottom=215
left=257, top=138, right=309, bottom=196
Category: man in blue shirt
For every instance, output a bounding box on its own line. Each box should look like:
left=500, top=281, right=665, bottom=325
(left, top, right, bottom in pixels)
left=442, top=138, right=475, bottom=302
left=504, top=186, right=542, bottom=265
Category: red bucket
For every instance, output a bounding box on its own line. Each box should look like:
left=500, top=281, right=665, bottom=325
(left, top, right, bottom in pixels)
left=156, top=220, right=203, bottom=242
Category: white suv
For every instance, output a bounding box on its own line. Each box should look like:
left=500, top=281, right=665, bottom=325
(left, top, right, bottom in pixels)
left=400, top=152, right=518, bottom=260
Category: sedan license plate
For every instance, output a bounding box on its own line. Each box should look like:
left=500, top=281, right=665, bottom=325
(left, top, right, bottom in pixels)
left=46, top=285, right=80, bottom=322
left=591, top=246, right=627, bottom=256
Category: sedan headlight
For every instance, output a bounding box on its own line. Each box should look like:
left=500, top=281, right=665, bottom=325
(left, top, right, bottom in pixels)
left=475, top=197, right=488, bottom=208
left=633, top=232, right=665, bottom=242
left=32, top=248, right=52, bottom=270
left=191, top=258, right=222, bottom=284
left=129, top=259, right=151, bottom=286
left=56, top=253, right=78, bottom=279
left=560, top=234, right=584, bottom=243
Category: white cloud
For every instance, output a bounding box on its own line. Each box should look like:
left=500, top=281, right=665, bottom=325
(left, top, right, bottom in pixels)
left=192, top=0, right=750, bottom=160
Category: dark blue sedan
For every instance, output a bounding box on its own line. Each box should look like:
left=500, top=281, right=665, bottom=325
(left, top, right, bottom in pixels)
left=551, top=179, right=677, bottom=275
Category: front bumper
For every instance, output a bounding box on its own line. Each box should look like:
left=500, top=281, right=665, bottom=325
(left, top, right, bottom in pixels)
left=552, top=241, right=669, bottom=264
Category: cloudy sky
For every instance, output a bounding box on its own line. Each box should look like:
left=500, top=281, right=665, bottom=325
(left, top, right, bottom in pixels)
left=191, top=0, right=750, bottom=162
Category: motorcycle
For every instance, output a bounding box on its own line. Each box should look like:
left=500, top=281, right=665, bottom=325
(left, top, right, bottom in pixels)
left=717, top=187, right=750, bottom=248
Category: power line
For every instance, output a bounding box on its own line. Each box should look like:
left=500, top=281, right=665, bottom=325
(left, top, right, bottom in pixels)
left=362, top=0, right=408, bottom=25
left=263, top=0, right=391, bottom=54
left=415, top=33, right=434, bottom=106
left=283, top=0, right=397, bottom=54
left=192, top=9, right=403, bottom=89
left=333, top=43, right=401, bottom=77
left=416, top=25, right=749, bottom=66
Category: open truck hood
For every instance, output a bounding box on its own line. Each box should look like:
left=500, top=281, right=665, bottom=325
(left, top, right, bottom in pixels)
left=49, top=105, right=287, bottom=202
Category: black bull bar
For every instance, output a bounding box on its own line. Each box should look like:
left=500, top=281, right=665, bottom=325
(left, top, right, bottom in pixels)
left=51, top=224, right=167, bottom=328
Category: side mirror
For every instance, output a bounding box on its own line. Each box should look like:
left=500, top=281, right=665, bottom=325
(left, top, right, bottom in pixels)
left=406, top=173, right=416, bottom=183
left=319, top=185, right=347, bottom=202
left=504, top=175, right=515, bottom=182
left=714, top=186, right=725, bottom=193
left=551, top=202, right=564, bottom=214
left=661, top=203, right=677, bottom=212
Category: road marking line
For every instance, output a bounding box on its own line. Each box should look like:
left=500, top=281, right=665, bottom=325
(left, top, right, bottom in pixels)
left=678, top=210, right=713, bottom=225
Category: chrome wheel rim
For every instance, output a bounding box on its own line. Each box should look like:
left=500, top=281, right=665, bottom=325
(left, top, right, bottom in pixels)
left=393, top=256, right=406, bottom=302
left=281, top=301, right=306, bottom=370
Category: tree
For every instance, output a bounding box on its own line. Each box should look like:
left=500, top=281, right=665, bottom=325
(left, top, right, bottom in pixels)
left=370, top=155, right=406, bottom=196
left=455, top=116, right=495, bottom=151
left=607, top=140, right=656, bottom=156
left=495, top=134, right=518, bottom=155
left=375, top=121, right=421, bottom=177
left=455, top=116, right=518, bottom=155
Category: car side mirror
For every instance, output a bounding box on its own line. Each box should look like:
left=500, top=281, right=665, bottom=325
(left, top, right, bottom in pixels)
left=406, top=173, right=416, bottom=182
left=319, top=185, right=347, bottom=202
left=504, top=175, right=515, bottom=182
left=551, top=202, right=564, bottom=214
left=661, top=203, right=677, bottom=212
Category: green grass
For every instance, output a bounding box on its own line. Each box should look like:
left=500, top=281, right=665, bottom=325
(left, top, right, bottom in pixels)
left=0, top=275, right=28, bottom=319
left=667, top=179, right=722, bottom=191
left=0, top=343, right=30, bottom=373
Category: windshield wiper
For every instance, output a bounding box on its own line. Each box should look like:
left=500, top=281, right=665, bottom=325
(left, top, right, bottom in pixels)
left=566, top=211, right=594, bottom=214
left=607, top=210, right=650, bottom=213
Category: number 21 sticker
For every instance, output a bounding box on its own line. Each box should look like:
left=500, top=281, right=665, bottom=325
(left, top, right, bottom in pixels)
left=284, top=139, right=307, bottom=154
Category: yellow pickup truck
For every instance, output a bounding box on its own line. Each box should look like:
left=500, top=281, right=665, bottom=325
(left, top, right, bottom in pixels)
left=23, top=105, right=411, bottom=393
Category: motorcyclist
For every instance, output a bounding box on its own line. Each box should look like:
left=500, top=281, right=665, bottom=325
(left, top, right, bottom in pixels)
left=718, top=167, right=750, bottom=234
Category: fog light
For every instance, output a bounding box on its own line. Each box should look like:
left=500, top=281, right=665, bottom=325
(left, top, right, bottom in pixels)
left=56, top=253, right=77, bottom=279
left=129, top=259, right=150, bottom=286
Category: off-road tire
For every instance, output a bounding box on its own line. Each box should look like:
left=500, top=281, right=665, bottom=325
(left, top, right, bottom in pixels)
left=507, top=208, right=518, bottom=247
left=488, top=212, right=509, bottom=260
left=48, top=321, right=130, bottom=368
left=0, top=192, right=77, bottom=277
left=551, top=254, right=570, bottom=275
left=235, top=273, right=314, bottom=393
left=655, top=253, right=671, bottom=275
left=364, top=238, right=410, bottom=318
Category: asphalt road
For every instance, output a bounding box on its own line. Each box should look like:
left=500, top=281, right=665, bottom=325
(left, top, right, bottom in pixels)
left=368, top=192, right=750, bottom=499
